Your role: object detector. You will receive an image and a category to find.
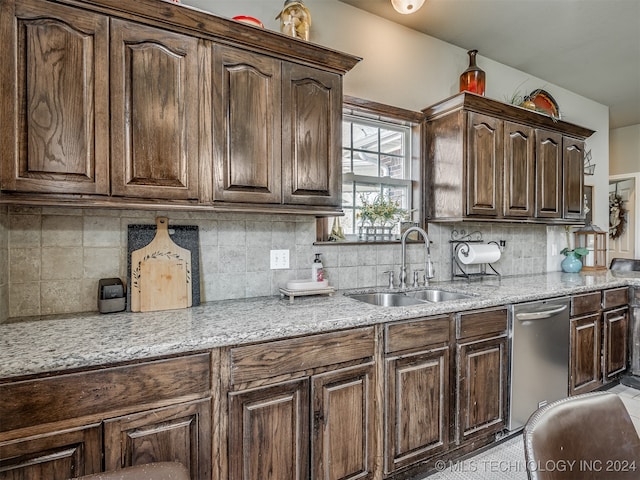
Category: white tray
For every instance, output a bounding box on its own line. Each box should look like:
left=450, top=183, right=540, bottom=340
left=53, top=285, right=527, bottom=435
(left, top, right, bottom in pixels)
left=279, top=286, right=335, bottom=303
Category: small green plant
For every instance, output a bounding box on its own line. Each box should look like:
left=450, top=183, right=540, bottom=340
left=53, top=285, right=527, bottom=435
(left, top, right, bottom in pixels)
left=357, top=194, right=406, bottom=226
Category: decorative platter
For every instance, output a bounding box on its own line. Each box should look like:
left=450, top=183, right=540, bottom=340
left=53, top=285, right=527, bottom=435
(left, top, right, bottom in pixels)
left=529, top=89, right=560, bottom=118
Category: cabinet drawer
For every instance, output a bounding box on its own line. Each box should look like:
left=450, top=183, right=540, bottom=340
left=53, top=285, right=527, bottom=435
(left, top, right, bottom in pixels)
left=385, top=316, right=450, bottom=354
left=603, top=287, right=629, bottom=310
left=230, top=327, right=374, bottom=385
left=571, top=291, right=601, bottom=316
left=456, top=308, right=508, bottom=340
left=0, top=353, right=211, bottom=433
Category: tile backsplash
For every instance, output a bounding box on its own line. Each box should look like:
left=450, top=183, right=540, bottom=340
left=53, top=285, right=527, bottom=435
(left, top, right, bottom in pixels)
left=0, top=206, right=551, bottom=322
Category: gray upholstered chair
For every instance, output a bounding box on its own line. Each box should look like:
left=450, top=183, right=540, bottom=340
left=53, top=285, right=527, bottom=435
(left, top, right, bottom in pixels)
left=523, top=391, right=640, bottom=479
left=72, top=462, right=189, bottom=480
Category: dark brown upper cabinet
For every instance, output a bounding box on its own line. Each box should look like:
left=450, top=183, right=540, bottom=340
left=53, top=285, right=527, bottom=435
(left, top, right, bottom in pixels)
left=0, top=0, right=360, bottom=214
left=423, top=92, right=594, bottom=224
left=1, top=0, right=110, bottom=195
left=110, top=19, right=200, bottom=201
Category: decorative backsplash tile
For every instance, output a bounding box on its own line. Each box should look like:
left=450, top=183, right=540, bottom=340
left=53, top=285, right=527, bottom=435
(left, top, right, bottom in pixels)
left=0, top=206, right=550, bottom=322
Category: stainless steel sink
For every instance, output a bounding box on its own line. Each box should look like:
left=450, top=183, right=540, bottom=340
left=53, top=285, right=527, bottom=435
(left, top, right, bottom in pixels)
left=409, top=289, right=473, bottom=302
left=348, top=293, right=426, bottom=307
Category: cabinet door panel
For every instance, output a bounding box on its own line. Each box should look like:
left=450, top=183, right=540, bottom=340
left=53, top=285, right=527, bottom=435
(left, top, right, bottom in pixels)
left=563, top=137, right=585, bottom=219
left=456, top=336, right=507, bottom=443
left=104, top=399, right=211, bottom=480
left=604, top=307, right=629, bottom=381
left=111, top=19, right=199, bottom=200
left=503, top=121, right=534, bottom=217
left=535, top=129, right=562, bottom=218
left=213, top=45, right=282, bottom=204
left=385, top=349, right=449, bottom=474
left=570, top=313, right=602, bottom=395
left=229, top=380, right=309, bottom=480
left=282, top=63, right=341, bottom=206
left=466, top=113, right=502, bottom=216
left=312, top=364, right=374, bottom=480
left=1, top=0, right=109, bottom=194
left=0, top=424, right=101, bottom=480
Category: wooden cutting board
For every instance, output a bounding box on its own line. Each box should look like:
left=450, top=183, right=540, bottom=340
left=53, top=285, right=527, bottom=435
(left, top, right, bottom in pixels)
left=130, top=217, right=192, bottom=312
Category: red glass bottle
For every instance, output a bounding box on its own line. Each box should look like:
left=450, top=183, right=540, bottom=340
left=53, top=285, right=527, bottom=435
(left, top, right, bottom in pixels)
left=459, top=49, right=485, bottom=95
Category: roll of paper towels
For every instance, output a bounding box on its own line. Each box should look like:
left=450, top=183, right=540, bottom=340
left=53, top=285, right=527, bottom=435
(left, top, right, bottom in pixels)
left=457, top=243, right=501, bottom=265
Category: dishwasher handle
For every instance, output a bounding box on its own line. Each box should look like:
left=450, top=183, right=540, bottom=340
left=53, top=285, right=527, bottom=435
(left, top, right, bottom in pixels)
left=515, top=304, right=568, bottom=321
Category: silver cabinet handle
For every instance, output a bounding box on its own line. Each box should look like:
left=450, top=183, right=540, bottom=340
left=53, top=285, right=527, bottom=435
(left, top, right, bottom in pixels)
left=516, top=304, right=568, bottom=321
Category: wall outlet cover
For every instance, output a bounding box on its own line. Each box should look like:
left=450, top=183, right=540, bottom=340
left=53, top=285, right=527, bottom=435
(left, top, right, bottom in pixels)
left=270, top=249, right=290, bottom=269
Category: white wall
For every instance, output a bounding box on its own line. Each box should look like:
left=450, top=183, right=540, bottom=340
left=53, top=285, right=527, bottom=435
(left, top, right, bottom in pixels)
left=611, top=125, right=640, bottom=175
left=185, top=0, right=610, bottom=231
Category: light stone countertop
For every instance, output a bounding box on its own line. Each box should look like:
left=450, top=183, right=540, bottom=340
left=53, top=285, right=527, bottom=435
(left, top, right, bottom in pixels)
left=2, top=271, right=639, bottom=380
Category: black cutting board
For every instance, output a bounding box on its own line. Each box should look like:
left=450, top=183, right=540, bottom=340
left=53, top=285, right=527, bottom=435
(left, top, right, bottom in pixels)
left=127, top=224, right=200, bottom=311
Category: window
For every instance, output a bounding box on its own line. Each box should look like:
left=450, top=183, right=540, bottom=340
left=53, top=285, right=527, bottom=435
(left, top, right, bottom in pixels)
left=320, top=97, right=422, bottom=243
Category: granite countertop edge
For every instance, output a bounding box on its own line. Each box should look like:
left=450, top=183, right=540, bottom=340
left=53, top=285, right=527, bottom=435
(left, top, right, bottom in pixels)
left=2, top=271, right=639, bottom=380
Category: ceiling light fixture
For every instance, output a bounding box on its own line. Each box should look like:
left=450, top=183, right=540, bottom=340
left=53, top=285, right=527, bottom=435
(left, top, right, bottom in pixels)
left=391, top=0, right=425, bottom=14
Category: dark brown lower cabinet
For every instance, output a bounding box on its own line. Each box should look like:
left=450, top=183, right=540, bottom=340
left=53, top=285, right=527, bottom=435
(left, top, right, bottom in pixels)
left=455, top=308, right=508, bottom=445
left=228, top=363, right=374, bottom=480
left=382, top=315, right=451, bottom=476
left=0, top=424, right=102, bottom=480
left=569, top=312, right=602, bottom=395
left=0, top=353, right=213, bottom=480
left=604, top=306, right=629, bottom=381
left=385, top=348, right=449, bottom=473
left=104, top=399, right=212, bottom=480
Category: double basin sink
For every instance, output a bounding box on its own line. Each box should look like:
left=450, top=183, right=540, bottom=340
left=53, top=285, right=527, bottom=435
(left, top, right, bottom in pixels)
left=348, top=289, right=473, bottom=307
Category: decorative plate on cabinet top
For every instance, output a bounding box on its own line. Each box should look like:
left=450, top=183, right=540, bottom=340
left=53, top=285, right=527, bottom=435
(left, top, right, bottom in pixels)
left=232, top=16, right=265, bottom=28
left=529, top=89, right=560, bottom=119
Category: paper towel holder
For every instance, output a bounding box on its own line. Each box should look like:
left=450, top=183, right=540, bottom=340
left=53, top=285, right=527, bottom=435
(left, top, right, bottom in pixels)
left=449, top=230, right=501, bottom=282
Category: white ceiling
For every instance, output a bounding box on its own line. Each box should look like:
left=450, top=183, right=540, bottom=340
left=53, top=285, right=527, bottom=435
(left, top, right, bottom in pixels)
left=339, top=0, right=640, bottom=129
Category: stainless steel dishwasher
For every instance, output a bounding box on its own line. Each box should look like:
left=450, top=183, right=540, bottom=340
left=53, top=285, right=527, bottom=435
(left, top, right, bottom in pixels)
left=508, top=297, right=571, bottom=431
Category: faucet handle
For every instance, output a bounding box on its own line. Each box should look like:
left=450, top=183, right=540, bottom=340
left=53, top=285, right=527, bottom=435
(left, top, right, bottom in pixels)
left=412, top=270, right=423, bottom=287
left=383, top=270, right=396, bottom=289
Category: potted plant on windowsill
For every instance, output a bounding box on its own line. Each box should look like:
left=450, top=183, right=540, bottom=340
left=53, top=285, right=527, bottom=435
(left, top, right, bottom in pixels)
left=560, top=227, right=588, bottom=272
left=357, top=194, right=406, bottom=241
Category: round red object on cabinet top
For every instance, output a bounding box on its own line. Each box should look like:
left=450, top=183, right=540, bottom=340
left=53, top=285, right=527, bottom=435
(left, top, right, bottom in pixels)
left=232, top=16, right=265, bottom=28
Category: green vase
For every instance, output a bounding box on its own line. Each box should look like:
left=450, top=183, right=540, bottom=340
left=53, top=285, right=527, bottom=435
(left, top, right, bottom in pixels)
left=561, top=252, right=583, bottom=273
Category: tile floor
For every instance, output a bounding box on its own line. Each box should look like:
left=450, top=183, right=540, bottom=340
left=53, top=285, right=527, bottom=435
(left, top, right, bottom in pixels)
left=421, top=384, right=640, bottom=479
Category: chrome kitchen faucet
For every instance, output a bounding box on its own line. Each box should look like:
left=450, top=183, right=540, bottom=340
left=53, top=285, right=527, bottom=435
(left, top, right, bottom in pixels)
left=400, top=226, right=434, bottom=289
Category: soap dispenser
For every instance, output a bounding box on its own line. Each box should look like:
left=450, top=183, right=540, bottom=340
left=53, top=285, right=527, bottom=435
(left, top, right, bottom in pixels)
left=312, top=253, right=324, bottom=282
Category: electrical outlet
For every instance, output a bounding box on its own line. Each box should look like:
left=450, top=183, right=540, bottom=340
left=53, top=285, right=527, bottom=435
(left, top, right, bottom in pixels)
left=270, top=249, right=290, bottom=269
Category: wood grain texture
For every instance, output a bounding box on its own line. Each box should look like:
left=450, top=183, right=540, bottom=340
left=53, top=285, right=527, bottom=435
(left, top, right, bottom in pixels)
left=562, top=137, right=586, bottom=220
left=604, top=307, right=629, bottom=380
left=2, top=0, right=109, bottom=195
left=503, top=121, right=535, bottom=217
left=0, top=353, right=210, bottom=432
left=534, top=129, right=563, bottom=218
left=282, top=63, right=341, bottom=207
left=110, top=19, right=199, bottom=200
left=570, top=313, right=602, bottom=395
left=456, top=335, right=508, bottom=444
left=602, top=287, right=629, bottom=310
left=130, top=217, right=192, bottom=312
left=212, top=45, right=282, bottom=204
left=228, top=379, right=310, bottom=480
left=230, top=328, right=375, bottom=385
left=0, top=423, right=102, bottom=479
left=456, top=308, right=508, bottom=340
left=384, top=348, right=449, bottom=473
left=466, top=112, right=502, bottom=216
left=385, top=316, right=450, bottom=354
left=104, top=399, right=212, bottom=480
left=311, top=363, right=375, bottom=480
left=571, top=291, right=601, bottom=316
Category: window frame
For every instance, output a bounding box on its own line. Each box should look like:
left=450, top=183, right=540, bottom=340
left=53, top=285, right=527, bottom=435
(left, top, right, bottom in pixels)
left=316, top=97, right=424, bottom=244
